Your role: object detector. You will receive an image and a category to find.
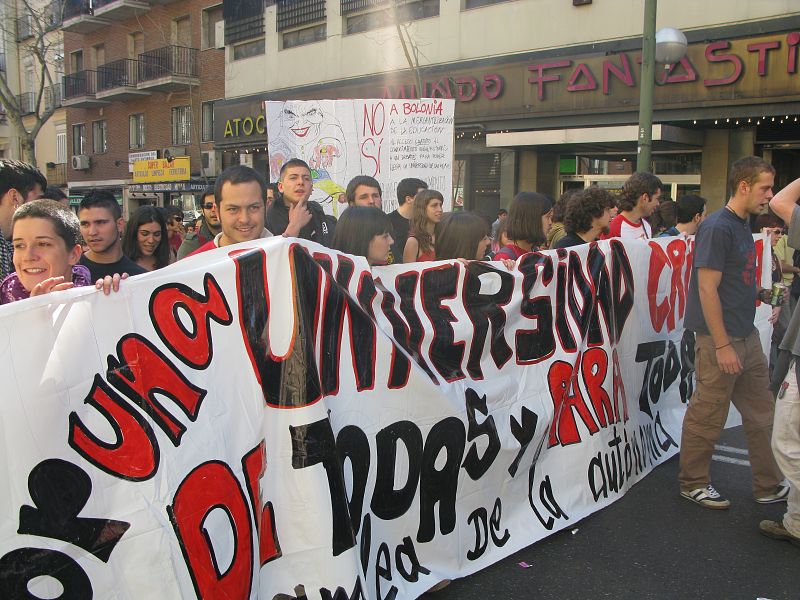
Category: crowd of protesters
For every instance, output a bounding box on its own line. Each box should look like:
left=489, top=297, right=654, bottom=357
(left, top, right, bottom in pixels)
left=1, top=155, right=799, bottom=553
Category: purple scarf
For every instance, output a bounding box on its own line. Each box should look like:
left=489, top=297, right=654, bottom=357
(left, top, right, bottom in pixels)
left=0, top=264, right=93, bottom=304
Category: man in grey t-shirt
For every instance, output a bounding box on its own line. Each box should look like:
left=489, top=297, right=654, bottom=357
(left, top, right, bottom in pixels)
left=762, top=175, right=800, bottom=546
left=678, top=156, right=786, bottom=510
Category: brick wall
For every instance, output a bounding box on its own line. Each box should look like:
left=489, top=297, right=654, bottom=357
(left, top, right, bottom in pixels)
left=63, top=1, right=225, bottom=186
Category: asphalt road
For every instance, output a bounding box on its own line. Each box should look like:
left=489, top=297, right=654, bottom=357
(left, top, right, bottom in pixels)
left=431, top=426, right=799, bottom=600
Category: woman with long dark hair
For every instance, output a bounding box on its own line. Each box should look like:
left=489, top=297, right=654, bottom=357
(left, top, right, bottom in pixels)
left=435, top=212, right=492, bottom=261
left=403, top=189, right=444, bottom=263
left=123, top=205, right=172, bottom=271
left=331, top=206, right=394, bottom=266
left=495, top=192, right=553, bottom=260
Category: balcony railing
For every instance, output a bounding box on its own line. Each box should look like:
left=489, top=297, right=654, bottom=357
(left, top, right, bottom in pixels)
left=63, top=0, right=93, bottom=20
left=63, top=70, right=98, bottom=99
left=98, top=58, right=139, bottom=90
left=45, top=84, right=63, bottom=111
left=138, top=45, right=198, bottom=82
left=16, top=15, right=34, bottom=41
left=17, top=92, right=35, bottom=115
left=46, top=163, right=68, bottom=186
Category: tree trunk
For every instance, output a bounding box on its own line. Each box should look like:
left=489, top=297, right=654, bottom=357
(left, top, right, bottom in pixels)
left=20, top=136, right=37, bottom=167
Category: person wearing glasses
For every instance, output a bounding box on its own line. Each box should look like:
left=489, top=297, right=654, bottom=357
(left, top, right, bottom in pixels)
left=161, top=204, right=185, bottom=255
left=178, top=187, right=221, bottom=259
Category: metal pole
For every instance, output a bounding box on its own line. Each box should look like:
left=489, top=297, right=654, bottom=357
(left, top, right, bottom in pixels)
left=636, top=0, right=657, bottom=173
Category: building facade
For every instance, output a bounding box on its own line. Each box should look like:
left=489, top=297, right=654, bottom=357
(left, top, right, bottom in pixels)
left=61, top=0, right=224, bottom=216
left=0, top=0, right=66, bottom=189
left=220, top=0, right=800, bottom=214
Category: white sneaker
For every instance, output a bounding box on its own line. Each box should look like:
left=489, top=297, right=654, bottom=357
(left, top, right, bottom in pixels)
left=680, top=484, right=731, bottom=509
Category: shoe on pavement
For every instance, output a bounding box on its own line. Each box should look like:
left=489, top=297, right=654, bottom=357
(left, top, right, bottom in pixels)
left=759, top=520, right=800, bottom=547
left=680, top=484, right=731, bottom=509
left=755, top=482, right=790, bottom=504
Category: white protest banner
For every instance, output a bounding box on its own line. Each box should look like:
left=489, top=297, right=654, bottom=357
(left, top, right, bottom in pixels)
left=0, top=235, right=771, bottom=599
left=266, top=99, right=455, bottom=215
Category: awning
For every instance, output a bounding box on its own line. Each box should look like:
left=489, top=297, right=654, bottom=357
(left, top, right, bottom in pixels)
left=127, top=179, right=212, bottom=193
left=486, top=125, right=703, bottom=153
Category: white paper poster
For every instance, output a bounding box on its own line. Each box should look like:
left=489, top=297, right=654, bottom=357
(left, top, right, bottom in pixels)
left=266, top=99, right=455, bottom=215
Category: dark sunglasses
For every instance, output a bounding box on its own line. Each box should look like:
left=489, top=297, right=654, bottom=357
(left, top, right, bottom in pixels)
left=202, top=203, right=215, bottom=210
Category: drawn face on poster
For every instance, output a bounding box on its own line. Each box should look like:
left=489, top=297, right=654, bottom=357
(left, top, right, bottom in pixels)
left=268, top=101, right=349, bottom=209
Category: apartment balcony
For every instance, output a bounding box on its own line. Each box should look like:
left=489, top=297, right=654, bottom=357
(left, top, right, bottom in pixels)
left=97, top=59, right=150, bottom=100
left=137, top=46, right=198, bottom=92
left=46, top=163, right=68, bottom=186
left=62, top=71, right=110, bottom=108
left=16, top=15, right=34, bottom=41
left=93, top=0, right=151, bottom=22
left=45, top=84, right=63, bottom=112
left=62, top=0, right=110, bottom=33
left=17, top=93, right=35, bottom=115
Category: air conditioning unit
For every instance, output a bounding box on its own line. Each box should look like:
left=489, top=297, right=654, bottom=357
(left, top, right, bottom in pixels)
left=201, top=150, right=221, bottom=177
left=72, top=155, right=90, bottom=170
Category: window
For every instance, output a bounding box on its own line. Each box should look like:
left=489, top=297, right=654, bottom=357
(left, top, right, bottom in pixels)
left=92, top=44, right=105, bottom=69
left=129, top=113, right=145, bottom=149
left=202, top=101, right=215, bottom=142
left=72, top=124, right=86, bottom=155
left=92, top=121, right=107, bottom=154
left=277, top=0, right=325, bottom=31
left=202, top=5, right=224, bottom=50
left=345, top=0, right=439, bottom=35
left=282, top=23, right=326, bottom=49
left=57, top=130, right=67, bottom=163
left=232, top=39, right=265, bottom=60
left=463, top=0, right=516, bottom=9
left=224, top=0, right=265, bottom=45
left=70, top=50, right=83, bottom=73
left=172, top=105, right=192, bottom=145
left=173, top=15, right=192, bottom=47
left=128, top=32, right=144, bottom=59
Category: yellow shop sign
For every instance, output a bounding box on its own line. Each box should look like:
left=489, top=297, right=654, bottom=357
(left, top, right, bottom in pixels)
left=133, top=157, right=191, bottom=183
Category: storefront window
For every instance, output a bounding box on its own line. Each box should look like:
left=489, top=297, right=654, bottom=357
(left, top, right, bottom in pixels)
left=652, top=153, right=702, bottom=175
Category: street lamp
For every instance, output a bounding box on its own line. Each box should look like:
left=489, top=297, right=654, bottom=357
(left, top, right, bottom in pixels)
left=636, top=0, right=688, bottom=172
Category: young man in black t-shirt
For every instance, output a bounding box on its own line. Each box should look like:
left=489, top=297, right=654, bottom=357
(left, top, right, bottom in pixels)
left=679, top=156, right=786, bottom=510
left=78, top=190, right=146, bottom=281
left=388, top=177, right=427, bottom=263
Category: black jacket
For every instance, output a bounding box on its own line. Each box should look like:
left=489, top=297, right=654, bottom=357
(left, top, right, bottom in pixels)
left=266, top=197, right=336, bottom=247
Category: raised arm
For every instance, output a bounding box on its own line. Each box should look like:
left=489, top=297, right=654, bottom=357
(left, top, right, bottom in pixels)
left=769, top=176, right=800, bottom=224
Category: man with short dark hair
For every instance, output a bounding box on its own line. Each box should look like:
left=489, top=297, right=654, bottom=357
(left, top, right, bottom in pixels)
left=491, top=208, right=508, bottom=243
left=679, top=156, right=786, bottom=510
left=0, top=160, right=47, bottom=278
left=345, top=175, right=382, bottom=209
left=608, top=172, right=663, bottom=239
left=388, top=177, right=427, bottom=263
left=42, top=185, right=69, bottom=207
left=178, top=187, right=221, bottom=259
left=266, top=158, right=334, bottom=246
left=78, top=190, right=147, bottom=280
left=659, top=195, right=707, bottom=237
left=554, top=187, right=615, bottom=248
left=191, top=165, right=309, bottom=254
left=266, top=182, right=280, bottom=208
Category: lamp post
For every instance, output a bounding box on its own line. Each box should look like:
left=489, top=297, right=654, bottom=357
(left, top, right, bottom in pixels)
left=636, top=0, right=687, bottom=172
